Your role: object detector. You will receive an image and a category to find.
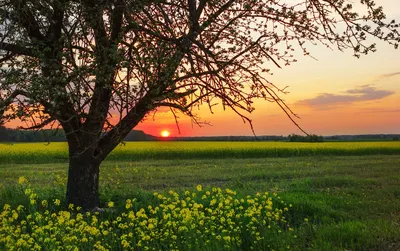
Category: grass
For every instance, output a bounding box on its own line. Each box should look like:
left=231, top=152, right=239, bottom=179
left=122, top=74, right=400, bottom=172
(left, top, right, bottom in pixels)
left=0, top=142, right=400, bottom=250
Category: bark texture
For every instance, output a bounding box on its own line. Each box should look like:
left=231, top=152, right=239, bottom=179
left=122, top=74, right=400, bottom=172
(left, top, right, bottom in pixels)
left=66, top=154, right=101, bottom=209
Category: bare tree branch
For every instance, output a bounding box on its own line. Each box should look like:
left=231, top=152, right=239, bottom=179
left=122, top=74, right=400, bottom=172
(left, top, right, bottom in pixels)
left=0, top=42, right=35, bottom=58
left=155, top=102, right=188, bottom=113
left=18, top=117, right=55, bottom=130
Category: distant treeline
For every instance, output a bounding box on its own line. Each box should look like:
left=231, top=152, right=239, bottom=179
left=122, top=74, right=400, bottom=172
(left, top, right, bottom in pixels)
left=324, top=134, right=400, bottom=141
left=159, top=134, right=399, bottom=142
left=176, top=134, right=323, bottom=142
left=0, top=126, right=398, bottom=142
left=164, top=135, right=286, bottom=142
left=0, top=126, right=155, bottom=142
left=288, top=134, right=324, bottom=142
left=0, top=126, right=66, bottom=142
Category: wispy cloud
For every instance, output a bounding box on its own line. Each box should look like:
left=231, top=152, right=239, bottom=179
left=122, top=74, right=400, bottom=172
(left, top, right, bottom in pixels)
left=379, top=71, right=400, bottom=78
left=297, top=85, right=395, bottom=108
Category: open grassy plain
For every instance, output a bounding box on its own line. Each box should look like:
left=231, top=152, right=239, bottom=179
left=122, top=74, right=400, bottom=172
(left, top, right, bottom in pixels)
left=0, top=142, right=399, bottom=250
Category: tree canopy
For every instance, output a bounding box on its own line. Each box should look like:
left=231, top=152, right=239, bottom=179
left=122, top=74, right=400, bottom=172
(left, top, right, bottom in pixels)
left=1, top=0, right=399, bottom=208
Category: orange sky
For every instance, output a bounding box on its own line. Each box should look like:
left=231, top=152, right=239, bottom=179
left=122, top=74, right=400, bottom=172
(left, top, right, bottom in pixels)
left=132, top=1, right=398, bottom=137
left=137, top=20, right=400, bottom=137
left=5, top=1, right=400, bottom=137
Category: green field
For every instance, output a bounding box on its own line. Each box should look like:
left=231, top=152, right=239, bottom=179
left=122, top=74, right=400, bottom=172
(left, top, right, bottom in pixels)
left=1, top=142, right=400, bottom=250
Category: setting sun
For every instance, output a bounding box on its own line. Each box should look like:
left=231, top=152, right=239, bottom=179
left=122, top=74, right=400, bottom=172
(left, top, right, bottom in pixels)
left=160, top=130, right=170, bottom=137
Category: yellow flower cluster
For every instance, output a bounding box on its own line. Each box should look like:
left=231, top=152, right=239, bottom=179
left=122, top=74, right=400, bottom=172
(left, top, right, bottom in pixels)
left=0, top=178, right=293, bottom=250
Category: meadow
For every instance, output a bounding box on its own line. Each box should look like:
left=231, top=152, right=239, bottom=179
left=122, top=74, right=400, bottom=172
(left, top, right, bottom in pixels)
left=0, top=141, right=400, bottom=250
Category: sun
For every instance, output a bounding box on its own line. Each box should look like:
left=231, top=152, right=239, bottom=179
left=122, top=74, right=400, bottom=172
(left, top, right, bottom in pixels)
left=160, top=130, right=170, bottom=138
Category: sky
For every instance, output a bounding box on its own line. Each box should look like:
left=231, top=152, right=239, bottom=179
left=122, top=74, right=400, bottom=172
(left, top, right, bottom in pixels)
left=4, top=1, right=400, bottom=137
left=136, top=0, right=400, bottom=137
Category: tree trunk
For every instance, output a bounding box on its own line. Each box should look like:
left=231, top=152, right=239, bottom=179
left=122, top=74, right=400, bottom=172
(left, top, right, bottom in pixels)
left=66, top=154, right=101, bottom=209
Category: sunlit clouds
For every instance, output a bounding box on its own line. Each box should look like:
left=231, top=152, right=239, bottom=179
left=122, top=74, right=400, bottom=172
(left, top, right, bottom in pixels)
left=296, top=85, right=395, bottom=109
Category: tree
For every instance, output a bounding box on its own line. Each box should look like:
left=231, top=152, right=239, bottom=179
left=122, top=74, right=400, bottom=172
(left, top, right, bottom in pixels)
left=288, top=134, right=323, bottom=142
left=1, top=0, right=399, bottom=209
left=0, top=125, right=9, bottom=141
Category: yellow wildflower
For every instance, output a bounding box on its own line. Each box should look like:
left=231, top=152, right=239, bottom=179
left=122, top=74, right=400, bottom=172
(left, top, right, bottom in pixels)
left=18, top=176, right=27, bottom=185
left=121, top=239, right=130, bottom=248
left=54, top=199, right=61, bottom=206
